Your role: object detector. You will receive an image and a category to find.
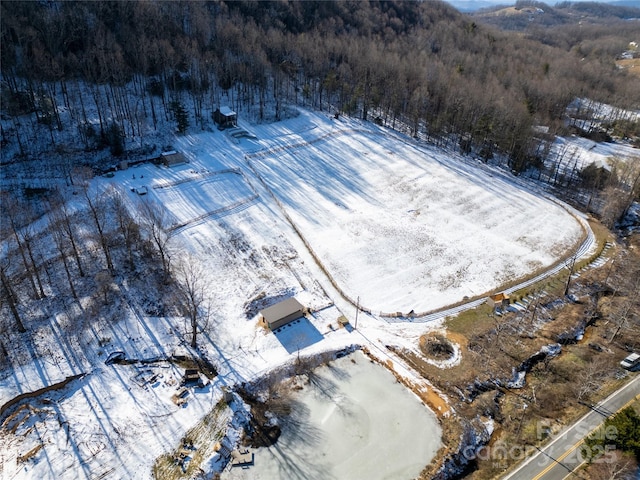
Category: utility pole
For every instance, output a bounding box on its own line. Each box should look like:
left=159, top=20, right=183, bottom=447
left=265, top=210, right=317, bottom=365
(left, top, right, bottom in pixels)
left=604, top=256, right=616, bottom=286
left=564, top=251, right=578, bottom=297
left=515, top=403, right=528, bottom=441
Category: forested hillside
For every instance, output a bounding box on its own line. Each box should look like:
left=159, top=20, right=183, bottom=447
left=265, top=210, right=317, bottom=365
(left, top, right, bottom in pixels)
left=473, top=1, right=640, bottom=61
left=1, top=0, right=638, bottom=173
left=473, top=0, right=640, bottom=30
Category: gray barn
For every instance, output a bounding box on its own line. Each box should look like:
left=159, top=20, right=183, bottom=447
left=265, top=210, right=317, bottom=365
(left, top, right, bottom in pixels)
left=160, top=150, right=188, bottom=167
left=260, top=298, right=305, bottom=330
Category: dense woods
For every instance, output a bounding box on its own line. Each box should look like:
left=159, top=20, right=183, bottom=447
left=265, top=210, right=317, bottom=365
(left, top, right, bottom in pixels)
left=1, top=0, right=639, bottom=173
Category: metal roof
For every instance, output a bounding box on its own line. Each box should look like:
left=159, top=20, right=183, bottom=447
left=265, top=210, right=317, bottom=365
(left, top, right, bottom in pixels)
left=260, top=297, right=304, bottom=323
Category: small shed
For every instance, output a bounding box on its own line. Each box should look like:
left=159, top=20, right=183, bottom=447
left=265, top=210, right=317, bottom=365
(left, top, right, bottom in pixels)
left=487, top=292, right=510, bottom=310
left=160, top=150, right=188, bottom=167
left=260, top=297, right=305, bottom=330
left=213, top=106, right=237, bottom=129
left=230, top=449, right=254, bottom=468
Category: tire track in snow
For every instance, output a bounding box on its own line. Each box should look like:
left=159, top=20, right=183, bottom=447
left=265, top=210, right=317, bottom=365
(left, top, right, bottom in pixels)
left=151, top=168, right=261, bottom=233
left=151, top=168, right=244, bottom=190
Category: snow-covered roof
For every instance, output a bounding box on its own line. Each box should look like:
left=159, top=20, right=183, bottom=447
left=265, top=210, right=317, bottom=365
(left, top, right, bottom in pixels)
left=160, top=151, right=187, bottom=166
left=219, top=106, right=236, bottom=117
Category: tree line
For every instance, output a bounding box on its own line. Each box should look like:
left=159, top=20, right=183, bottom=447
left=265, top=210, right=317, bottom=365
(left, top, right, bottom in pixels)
left=2, top=0, right=639, bottom=172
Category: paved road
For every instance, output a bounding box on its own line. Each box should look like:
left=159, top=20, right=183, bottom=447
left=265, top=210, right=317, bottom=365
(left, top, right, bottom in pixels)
left=501, top=374, right=640, bottom=480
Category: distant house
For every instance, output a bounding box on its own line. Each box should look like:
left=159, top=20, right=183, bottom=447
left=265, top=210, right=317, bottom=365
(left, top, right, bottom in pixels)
left=487, top=292, right=510, bottom=310
left=213, top=106, right=237, bottom=129
left=260, top=297, right=305, bottom=330
left=160, top=150, right=187, bottom=167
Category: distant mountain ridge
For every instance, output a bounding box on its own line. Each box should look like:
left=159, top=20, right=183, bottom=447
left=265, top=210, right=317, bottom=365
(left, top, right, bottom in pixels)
left=469, top=1, right=640, bottom=30
left=448, top=0, right=640, bottom=13
left=447, top=1, right=510, bottom=12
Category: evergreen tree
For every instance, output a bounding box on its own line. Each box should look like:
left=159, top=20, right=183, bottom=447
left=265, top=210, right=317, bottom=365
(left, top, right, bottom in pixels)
left=170, top=100, right=189, bottom=134
left=105, top=121, right=124, bottom=156
left=584, top=407, right=640, bottom=461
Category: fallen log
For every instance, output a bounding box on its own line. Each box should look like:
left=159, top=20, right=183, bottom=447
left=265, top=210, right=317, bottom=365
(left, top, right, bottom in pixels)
left=0, top=373, right=86, bottom=419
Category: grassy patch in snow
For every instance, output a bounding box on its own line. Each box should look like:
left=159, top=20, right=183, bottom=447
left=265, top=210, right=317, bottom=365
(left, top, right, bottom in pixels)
left=152, top=399, right=230, bottom=480
left=444, top=303, right=495, bottom=337
left=16, top=444, right=44, bottom=464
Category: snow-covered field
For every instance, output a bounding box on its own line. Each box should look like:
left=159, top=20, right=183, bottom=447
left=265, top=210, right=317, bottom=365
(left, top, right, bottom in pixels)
left=251, top=129, right=583, bottom=313
left=1, top=109, right=590, bottom=480
left=128, top=110, right=584, bottom=313
left=556, top=98, right=640, bottom=172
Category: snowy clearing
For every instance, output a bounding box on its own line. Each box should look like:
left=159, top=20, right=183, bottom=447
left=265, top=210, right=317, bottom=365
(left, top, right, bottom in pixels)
left=119, top=110, right=585, bottom=314
left=1, top=109, right=591, bottom=480
left=248, top=124, right=584, bottom=313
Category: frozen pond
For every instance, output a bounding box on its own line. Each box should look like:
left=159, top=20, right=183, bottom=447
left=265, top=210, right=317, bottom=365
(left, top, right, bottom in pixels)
left=223, top=350, right=442, bottom=480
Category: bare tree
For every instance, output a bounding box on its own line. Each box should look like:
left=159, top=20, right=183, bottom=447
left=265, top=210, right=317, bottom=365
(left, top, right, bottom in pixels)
left=2, top=195, right=44, bottom=299
left=139, top=199, right=174, bottom=283
left=48, top=191, right=85, bottom=276
left=95, top=269, right=114, bottom=305
left=600, top=186, right=631, bottom=229
left=575, top=359, right=610, bottom=402
left=586, top=451, right=638, bottom=480
left=174, top=254, right=210, bottom=348
left=614, top=158, right=640, bottom=222
left=0, top=260, right=26, bottom=333
left=20, top=215, right=47, bottom=299
left=111, top=191, right=139, bottom=268
left=77, top=171, right=115, bottom=272
left=49, top=215, right=78, bottom=300
left=599, top=159, right=640, bottom=228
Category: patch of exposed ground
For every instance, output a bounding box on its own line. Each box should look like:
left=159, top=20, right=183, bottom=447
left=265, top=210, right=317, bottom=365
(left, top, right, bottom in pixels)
left=420, top=333, right=456, bottom=361
left=616, top=58, right=640, bottom=78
